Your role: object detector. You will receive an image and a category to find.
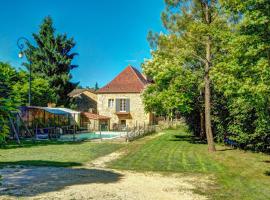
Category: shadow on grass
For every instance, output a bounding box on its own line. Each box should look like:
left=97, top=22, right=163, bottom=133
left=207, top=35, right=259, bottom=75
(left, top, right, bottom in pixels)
left=0, top=160, right=82, bottom=168
left=170, top=134, right=207, bottom=144
left=264, top=170, right=270, bottom=176
left=0, top=161, right=123, bottom=197
left=217, top=148, right=235, bottom=152
left=0, top=140, right=86, bottom=150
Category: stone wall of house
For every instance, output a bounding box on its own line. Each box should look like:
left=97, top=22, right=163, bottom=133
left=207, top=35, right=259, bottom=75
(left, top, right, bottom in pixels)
left=97, top=93, right=150, bottom=129
left=72, top=91, right=97, bottom=113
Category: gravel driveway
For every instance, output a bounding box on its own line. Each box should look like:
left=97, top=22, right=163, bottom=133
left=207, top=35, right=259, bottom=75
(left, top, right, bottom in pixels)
left=0, top=151, right=210, bottom=200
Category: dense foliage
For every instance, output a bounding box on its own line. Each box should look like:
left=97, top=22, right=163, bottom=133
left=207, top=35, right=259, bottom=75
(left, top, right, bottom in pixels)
left=0, top=63, right=20, bottom=142
left=23, top=16, right=78, bottom=106
left=143, top=0, right=270, bottom=152
left=212, top=0, right=270, bottom=151
left=0, top=62, right=55, bottom=141
left=0, top=16, right=78, bottom=141
left=12, top=72, right=55, bottom=107
left=144, top=0, right=229, bottom=151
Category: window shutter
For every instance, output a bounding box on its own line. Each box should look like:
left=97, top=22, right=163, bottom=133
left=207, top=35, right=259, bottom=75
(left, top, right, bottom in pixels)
left=116, top=98, right=120, bottom=112
left=126, top=99, right=130, bottom=112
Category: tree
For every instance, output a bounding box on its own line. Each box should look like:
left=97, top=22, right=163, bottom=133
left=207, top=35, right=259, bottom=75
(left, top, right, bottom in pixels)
left=24, top=16, right=78, bottom=106
left=210, top=0, right=270, bottom=151
left=0, top=62, right=56, bottom=142
left=0, top=62, right=20, bottom=142
left=146, top=0, right=228, bottom=151
left=143, top=35, right=200, bottom=120
left=12, top=72, right=55, bottom=107
left=94, top=82, right=99, bottom=90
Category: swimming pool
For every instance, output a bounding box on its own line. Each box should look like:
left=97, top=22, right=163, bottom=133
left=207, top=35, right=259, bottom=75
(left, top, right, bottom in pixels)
left=59, top=132, right=122, bottom=141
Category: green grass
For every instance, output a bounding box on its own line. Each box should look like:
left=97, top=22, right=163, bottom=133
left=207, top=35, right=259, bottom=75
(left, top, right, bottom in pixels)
left=109, top=126, right=270, bottom=200
left=0, top=140, right=124, bottom=167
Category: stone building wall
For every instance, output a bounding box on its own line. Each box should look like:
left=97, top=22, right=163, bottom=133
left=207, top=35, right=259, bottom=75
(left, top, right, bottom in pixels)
left=97, top=93, right=150, bottom=129
left=72, top=91, right=97, bottom=113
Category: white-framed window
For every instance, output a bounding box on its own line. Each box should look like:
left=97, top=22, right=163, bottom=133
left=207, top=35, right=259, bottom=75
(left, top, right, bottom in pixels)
left=108, top=99, right=114, bottom=108
left=120, top=99, right=127, bottom=112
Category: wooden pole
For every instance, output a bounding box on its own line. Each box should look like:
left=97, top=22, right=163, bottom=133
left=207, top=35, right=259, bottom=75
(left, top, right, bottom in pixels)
left=18, top=113, right=31, bottom=137
left=43, top=110, right=46, bottom=125
left=16, top=113, right=20, bottom=137
left=100, top=124, right=102, bottom=141
left=9, top=117, right=20, bottom=144
left=73, top=113, right=76, bottom=141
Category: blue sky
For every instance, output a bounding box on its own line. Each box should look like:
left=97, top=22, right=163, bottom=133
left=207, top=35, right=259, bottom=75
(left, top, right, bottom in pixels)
left=0, top=0, right=165, bottom=87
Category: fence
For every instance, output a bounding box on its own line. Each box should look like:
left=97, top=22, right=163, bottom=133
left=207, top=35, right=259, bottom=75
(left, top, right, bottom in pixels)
left=126, top=119, right=184, bottom=142
left=126, top=124, right=156, bottom=142
left=157, top=119, right=184, bottom=130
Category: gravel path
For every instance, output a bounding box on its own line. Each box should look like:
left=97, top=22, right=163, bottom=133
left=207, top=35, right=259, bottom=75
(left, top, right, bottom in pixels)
left=0, top=167, right=209, bottom=200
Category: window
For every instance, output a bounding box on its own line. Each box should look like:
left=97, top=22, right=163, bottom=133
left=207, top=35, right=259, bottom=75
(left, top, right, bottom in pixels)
left=116, top=98, right=130, bottom=112
left=108, top=99, right=114, bottom=108
left=120, top=99, right=126, bottom=112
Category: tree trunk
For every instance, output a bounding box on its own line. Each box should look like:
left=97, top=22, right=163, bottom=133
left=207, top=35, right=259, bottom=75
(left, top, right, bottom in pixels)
left=204, top=65, right=216, bottom=152
left=199, top=109, right=205, bottom=139
left=204, top=2, right=216, bottom=152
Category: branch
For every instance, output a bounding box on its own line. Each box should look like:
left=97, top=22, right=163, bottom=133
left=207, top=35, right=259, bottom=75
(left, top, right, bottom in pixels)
left=190, top=52, right=207, bottom=64
left=184, top=32, right=206, bottom=45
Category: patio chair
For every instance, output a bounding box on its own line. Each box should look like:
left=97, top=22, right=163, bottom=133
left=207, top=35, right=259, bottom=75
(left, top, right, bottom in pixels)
left=36, top=128, right=49, bottom=140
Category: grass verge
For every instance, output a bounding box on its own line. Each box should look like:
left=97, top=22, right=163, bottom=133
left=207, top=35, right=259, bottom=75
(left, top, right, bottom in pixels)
left=0, top=140, right=124, bottom=167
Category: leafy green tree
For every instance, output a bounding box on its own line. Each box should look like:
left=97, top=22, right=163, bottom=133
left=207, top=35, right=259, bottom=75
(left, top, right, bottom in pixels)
left=24, top=16, right=78, bottom=106
left=0, top=62, right=56, bottom=142
left=143, top=35, right=199, bottom=115
left=12, top=72, right=55, bottom=107
left=143, top=34, right=207, bottom=138
left=0, top=62, right=20, bottom=142
left=0, top=98, right=14, bottom=143
left=144, top=0, right=229, bottom=151
left=211, top=0, right=270, bottom=151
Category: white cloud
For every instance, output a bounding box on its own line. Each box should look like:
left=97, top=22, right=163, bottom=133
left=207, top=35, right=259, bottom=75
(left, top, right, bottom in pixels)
left=125, top=59, right=137, bottom=63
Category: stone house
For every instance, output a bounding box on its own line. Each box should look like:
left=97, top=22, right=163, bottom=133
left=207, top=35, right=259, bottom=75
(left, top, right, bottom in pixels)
left=68, top=89, right=97, bottom=113
left=96, top=66, right=154, bottom=129
left=68, top=89, right=110, bottom=129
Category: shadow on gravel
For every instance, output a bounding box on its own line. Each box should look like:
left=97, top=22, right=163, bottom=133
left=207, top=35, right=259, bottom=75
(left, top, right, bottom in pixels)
left=0, top=163, right=123, bottom=197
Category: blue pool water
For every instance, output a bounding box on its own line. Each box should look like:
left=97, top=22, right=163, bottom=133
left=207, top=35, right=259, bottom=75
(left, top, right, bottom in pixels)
left=59, top=132, right=118, bottom=141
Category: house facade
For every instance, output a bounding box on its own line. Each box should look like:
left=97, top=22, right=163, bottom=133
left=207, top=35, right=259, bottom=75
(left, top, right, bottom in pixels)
left=96, top=66, right=153, bottom=129
left=68, top=89, right=111, bottom=130
left=68, top=89, right=97, bottom=113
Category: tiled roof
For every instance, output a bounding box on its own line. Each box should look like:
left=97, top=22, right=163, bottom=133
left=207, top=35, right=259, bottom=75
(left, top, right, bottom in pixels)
left=96, top=66, right=148, bottom=93
left=68, top=89, right=96, bottom=97
left=82, top=112, right=110, bottom=120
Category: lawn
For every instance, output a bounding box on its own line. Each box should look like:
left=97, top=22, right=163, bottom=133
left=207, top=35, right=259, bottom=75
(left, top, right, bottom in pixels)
left=109, top=126, right=270, bottom=200
left=1, top=128, right=269, bottom=200
left=0, top=140, right=124, bottom=167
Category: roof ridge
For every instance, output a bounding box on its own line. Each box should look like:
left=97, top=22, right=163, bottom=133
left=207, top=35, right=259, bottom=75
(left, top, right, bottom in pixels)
left=96, top=65, right=148, bottom=93
left=128, top=66, right=147, bottom=86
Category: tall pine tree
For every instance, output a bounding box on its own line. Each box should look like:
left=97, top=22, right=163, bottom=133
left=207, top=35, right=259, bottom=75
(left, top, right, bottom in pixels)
left=24, top=16, right=78, bottom=106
